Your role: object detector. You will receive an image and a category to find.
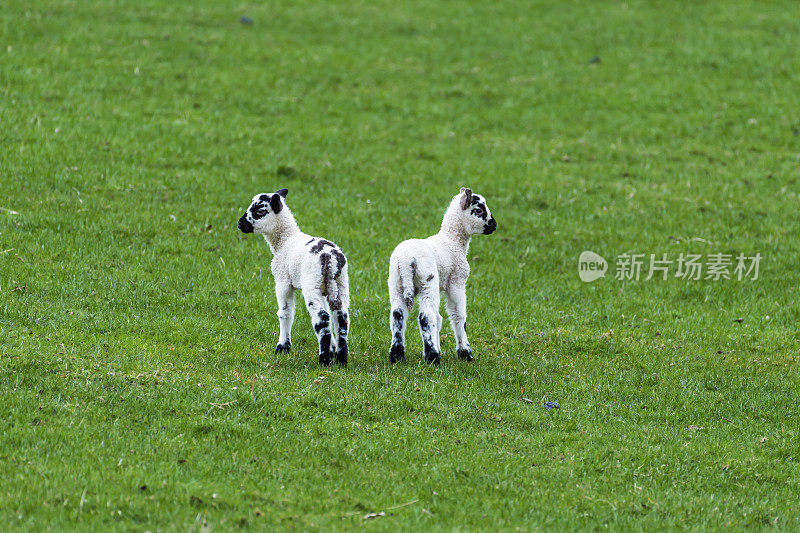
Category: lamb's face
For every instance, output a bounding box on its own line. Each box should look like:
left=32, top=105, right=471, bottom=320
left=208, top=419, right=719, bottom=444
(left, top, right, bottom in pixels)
left=238, top=188, right=288, bottom=235
left=457, top=188, right=497, bottom=235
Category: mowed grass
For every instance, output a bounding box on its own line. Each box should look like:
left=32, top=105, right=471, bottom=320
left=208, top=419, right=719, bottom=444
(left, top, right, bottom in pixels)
left=1, top=0, right=799, bottom=529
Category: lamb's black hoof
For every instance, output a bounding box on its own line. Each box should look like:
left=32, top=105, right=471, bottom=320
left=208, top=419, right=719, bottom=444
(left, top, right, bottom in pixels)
left=457, top=348, right=474, bottom=362
left=275, top=341, right=291, bottom=354
left=319, top=352, right=333, bottom=366
left=389, top=344, right=405, bottom=364
left=424, top=349, right=441, bottom=365
left=335, top=341, right=348, bottom=366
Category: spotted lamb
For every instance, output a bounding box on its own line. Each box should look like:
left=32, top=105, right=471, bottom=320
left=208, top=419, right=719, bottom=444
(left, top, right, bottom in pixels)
left=387, top=188, right=497, bottom=364
left=238, top=189, right=350, bottom=366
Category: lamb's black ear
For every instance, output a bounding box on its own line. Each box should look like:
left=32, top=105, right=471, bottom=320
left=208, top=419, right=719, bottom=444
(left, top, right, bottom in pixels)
left=460, top=187, right=472, bottom=210
left=276, top=188, right=288, bottom=198
left=270, top=193, right=283, bottom=214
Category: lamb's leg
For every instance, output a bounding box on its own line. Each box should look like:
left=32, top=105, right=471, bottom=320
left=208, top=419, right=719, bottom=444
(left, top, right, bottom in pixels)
left=333, top=308, right=349, bottom=366
left=275, top=282, right=295, bottom=354
left=305, top=292, right=334, bottom=366
left=388, top=263, right=409, bottom=363
left=329, top=312, right=339, bottom=357
left=389, top=299, right=408, bottom=363
left=445, top=284, right=472, bottom=361
left=418, top=287, right=441, bottom=365
left=333, top=271, right=349, bottom=366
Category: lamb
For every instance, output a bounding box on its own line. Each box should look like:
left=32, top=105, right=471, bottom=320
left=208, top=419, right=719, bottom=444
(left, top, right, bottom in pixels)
left=238, top=188, right=350, bottom=366
left=387, top=188, right=497, bottom=365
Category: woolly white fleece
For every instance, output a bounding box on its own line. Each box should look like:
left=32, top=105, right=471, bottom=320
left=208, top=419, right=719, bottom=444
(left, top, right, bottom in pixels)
left=387, top=188, right=496, bottom=364
left=239, top=190, right=350, bottom=366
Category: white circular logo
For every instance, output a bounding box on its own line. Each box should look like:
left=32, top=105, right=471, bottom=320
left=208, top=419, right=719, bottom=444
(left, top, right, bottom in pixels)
left=578, top=251, right=607, bottom=282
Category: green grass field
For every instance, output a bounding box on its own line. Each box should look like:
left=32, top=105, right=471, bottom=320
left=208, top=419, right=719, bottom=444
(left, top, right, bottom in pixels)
left=2, top=0, right=799, bottom=530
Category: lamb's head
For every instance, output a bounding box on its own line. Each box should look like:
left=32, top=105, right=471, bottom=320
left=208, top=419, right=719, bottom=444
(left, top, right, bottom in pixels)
left=449, top=187, right=497, bottom=235
left=238, top=188, right=289, bottom=235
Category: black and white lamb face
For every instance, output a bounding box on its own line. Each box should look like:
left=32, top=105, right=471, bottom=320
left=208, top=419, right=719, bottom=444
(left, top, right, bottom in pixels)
left=457, top=187, right=497, bottom=235
left=238, top=188, right=289, bottom=235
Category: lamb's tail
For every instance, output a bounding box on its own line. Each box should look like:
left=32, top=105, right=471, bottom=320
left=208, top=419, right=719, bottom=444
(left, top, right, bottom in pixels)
left=320, top=251, right=344, bottom=311
left=398, top=258, right=416, bottom=309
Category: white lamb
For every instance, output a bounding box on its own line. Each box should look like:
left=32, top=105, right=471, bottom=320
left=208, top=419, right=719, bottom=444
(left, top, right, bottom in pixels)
left=387, top=188, right=497, bottom=364
left=238, top=188, right=350, bottom=366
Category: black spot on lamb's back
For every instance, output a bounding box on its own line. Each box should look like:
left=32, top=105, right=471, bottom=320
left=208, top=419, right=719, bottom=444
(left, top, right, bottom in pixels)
left=306, top=238, right=316, bottom=245
left=310, top=239, right=335, bottom=254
